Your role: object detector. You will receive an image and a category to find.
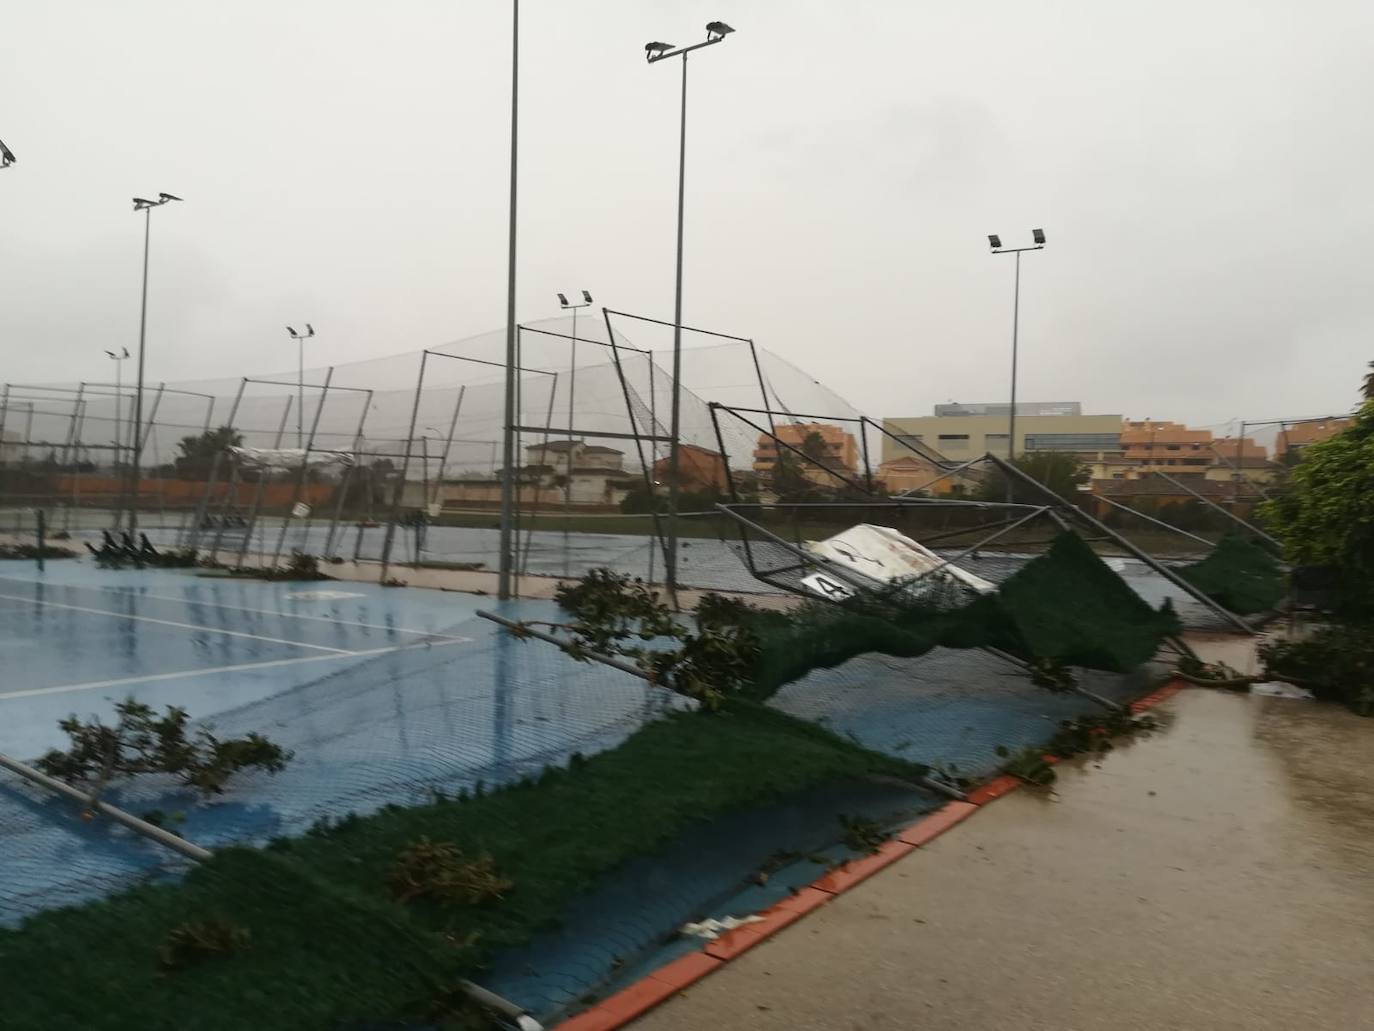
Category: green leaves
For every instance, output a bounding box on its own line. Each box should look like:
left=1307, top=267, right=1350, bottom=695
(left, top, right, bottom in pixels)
left=36, top=697, right=292, bottom=796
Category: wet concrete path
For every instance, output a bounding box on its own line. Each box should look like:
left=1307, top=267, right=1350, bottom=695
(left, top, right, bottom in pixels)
left=633, top=689, right=1374, bottom=1030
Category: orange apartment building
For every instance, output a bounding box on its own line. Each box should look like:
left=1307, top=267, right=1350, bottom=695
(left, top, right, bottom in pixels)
left=753, top=422, right=859, bottom=486
left=652, top=443, right=729, bottom=493
left=1117, top=420, right=1267, bottom=475
left=1275, top=418, right=1353, bottom=461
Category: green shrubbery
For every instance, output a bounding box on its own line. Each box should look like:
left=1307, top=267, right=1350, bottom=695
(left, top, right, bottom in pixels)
left=1259, top=626, right=1374, bottom=717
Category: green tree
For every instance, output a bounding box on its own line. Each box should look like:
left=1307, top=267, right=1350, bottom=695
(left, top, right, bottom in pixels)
left=1363, top=360, right=1374, bottom=402
left=979, top=452, right=1088, bottom=504
left=1260, top=400, right=1374, bottom=612
left=173, top=426, right=243, bottom=480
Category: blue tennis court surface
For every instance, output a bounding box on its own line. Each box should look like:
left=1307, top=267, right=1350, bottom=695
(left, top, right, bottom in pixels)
left=0, top=557, right=688, bottom=924
left=0, top=561, right=483, bottom=757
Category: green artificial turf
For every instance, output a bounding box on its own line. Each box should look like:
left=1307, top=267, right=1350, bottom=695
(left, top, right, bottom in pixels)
left=0, top=702, right=920, bottom=1031
left=1178, top=533, right=1286, bottom=614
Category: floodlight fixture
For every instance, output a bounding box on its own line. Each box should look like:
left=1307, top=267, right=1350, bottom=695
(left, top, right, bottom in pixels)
left=988, top=234, right=1002, bottom=250
left=0, top=138, right=14, bottom=168
left=158, top=192, right=183, bottom=203
left=645, top=41, right=674, bottom=61
left=557, top=290, right=593, bottom=310
left=706, top=21, right=734, bottom=41
left=285, top=323, right=318, bottom=448
left=1032, top=227, right=1046, bottom=245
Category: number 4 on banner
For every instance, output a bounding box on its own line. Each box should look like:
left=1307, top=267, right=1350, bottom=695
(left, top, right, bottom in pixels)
left=800, top=572, right=855, bottom=600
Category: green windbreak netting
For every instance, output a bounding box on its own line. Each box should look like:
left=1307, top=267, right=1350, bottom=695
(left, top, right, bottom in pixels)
left=745, top=532, right=1180, bottom=697
left=1178, top=534, right=1286, bottom=615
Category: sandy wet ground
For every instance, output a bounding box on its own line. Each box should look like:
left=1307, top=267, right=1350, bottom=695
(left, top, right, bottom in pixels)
left=633, top=688, right=1374, bottom=1031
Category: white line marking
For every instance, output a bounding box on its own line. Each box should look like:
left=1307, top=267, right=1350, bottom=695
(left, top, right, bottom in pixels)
left=0, top=592, right=352, bottom=654
left=0, top=576, right=457, bottom=637
left=0, top=638, right=472, bottom=701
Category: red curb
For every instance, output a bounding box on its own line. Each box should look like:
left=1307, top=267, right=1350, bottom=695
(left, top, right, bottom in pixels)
left=703, top=923, right=766, bottom=960
left=770, top=886, right=832, bottom=916
left=1131, top=680, right=1185, bottom=713
left=895, top=800, right=978, bottom=847
left=809, top=838, right=916, bottom=894
left=966, top=774, right=1022, bottom=806
left=645, top=951, right=722, bottom=991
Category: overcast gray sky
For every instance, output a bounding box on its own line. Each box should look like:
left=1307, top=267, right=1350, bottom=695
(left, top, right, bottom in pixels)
left=4, top=0, right=1372, bottom=433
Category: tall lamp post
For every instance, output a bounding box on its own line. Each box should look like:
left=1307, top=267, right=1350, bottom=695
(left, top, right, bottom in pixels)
left=129, top=192, right=182, bottom=535
left=987, top=229, right=1046, bottom=469
left=645, top=20, right=735, bottom=600
left=104, top=348, right=130, bottom=467
left=286, top=324, right=317, bottom=449
left=556, top=290, right=593, bottom=507
left=497, top=0, right=521, bottom=600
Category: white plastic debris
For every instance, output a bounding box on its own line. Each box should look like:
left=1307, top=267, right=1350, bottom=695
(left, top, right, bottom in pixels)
left=679, top=914, right=765, bottom=940
left=227, top=446, right=354, bottom=470
left=1250, top=680, right=1315, bottom=700
left=805, top=523, right=996, bottom=596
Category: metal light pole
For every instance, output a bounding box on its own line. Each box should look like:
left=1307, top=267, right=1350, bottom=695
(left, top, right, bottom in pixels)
left=556, top=290, right=593, bottom=507
left=104, top=349, right=130, bottom=468
left=129, top=192, right=182, bottom=535
left=497, top=0, right=521, bottom=600
left=286, top=324, right=316, bottom=449
left=645, top=21, right=735, bottom=600
left=987, top=230, right=1045, bottom=494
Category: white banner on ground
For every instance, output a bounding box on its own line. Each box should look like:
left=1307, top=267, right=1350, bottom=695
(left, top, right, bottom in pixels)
left=806, top=523, right=996, bottom=595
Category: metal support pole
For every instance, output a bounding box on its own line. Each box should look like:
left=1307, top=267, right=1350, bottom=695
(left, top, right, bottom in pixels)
left=665, top=50, right=690, bottom=603
left=381, top=350, right=428, bottom=582
left=270, top=369, right=333, bottom=570
left=1094, top=493, right=1216, bottom=550
left=987, top=453, right=1255, bottom=633
left=185, top=379, right=246, bottom=550
left=1008, top=249, right=1020, bottom=468
left=129, top=206, right=152, bottom=536
left=432, top=385, right=465, bottom=511
left=1151, top=470, right=1280, bottom=551
left=745, top=338, right=775, bottom=439
left=0, top=751, right=211, bottom=862
left=601, top=307, right=671, bottom=583
left=324, top=390, right=372, bottom=559
left=497, top=0, right=520, bottom=600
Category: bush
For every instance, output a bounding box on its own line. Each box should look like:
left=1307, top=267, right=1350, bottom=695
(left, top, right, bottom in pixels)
left=36, top=698, right=292, bottom=797
left=386, top=838, right=512, bottom=907
left=1260, top=401, right=1374, bottom=614
left=1259, top=625, right=1374, bottom=716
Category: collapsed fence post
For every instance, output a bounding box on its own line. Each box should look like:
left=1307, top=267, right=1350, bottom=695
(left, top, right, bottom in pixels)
left=985, top=453, right=1255, bottom=634
left=1150, top=470, right=1281, bottom=552
left=0, top=751, right=212, bottom=863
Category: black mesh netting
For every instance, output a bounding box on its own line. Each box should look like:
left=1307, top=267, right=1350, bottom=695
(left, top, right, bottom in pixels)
left=743, top=532, right=1181, bottom=697
left=1177, top=534, right=1285, bottom=615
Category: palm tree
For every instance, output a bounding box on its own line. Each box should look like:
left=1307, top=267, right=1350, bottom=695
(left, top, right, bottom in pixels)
left=1363, top=361, right=1374, bottom=401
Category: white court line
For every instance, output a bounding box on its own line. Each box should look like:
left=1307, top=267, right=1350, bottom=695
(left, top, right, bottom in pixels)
left=0, top=592, right=352, bottom=654
left=0, top=575, right=459, bottom=637
left=0, top=638, right=473, bottom=701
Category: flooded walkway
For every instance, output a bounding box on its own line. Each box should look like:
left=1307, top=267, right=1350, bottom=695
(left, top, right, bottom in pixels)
left=632, top=689, right=1374, bottom=1030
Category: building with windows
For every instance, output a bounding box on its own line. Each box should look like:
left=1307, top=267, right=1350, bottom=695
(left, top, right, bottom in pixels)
left=1118, top=420, right=1267, bottom=476
left=881, top=403, right=1123, bottom=463
left=1275, top=417, right=1353, bottom=461
left=753, top=422, right=859, bottom=486
left=652, top=443, right=728, bottom=493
